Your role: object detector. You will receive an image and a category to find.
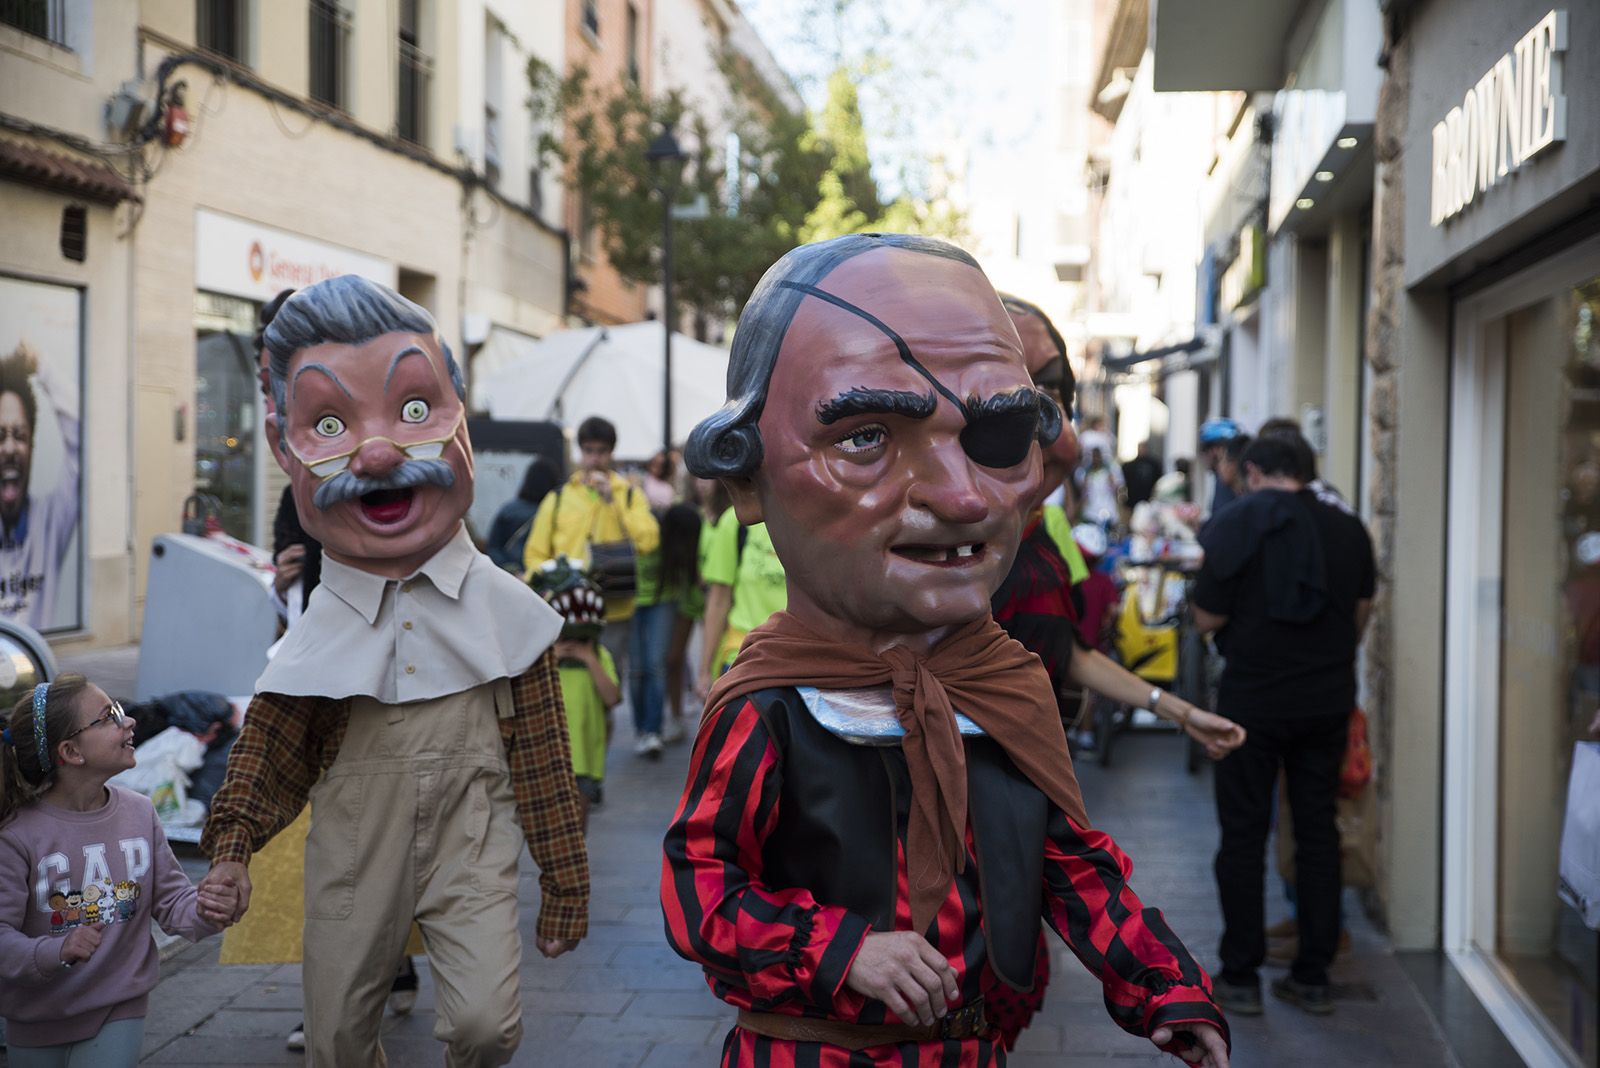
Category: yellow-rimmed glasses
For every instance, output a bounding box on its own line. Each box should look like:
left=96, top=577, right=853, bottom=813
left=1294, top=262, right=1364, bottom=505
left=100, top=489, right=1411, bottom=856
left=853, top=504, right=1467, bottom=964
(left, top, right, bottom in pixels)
left=286, top=409, right=465, bottom=483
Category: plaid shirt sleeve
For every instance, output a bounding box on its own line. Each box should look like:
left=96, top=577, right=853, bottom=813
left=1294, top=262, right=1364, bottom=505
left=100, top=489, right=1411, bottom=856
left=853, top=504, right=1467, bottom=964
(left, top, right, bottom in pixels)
left=504, top=649, right=590, bottom=942
left=200, top=692, right=339, bottom=865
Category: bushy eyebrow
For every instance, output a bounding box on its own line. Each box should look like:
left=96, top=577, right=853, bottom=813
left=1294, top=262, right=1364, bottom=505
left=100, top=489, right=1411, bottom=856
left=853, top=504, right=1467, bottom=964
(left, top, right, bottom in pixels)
left=816, top=388, right=938, bottom=425
left=964, top=388, right=1044, bottom=418
left=384, top=345, right=429, bottom=394
left=292, top=362, right=354, bottom=403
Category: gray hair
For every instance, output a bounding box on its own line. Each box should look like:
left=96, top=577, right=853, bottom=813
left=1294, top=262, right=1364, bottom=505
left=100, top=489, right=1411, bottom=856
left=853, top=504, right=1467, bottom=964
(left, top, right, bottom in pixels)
left=262, top=275, right=465, bottom=432
left=684, top=233, right=1058, bottom=480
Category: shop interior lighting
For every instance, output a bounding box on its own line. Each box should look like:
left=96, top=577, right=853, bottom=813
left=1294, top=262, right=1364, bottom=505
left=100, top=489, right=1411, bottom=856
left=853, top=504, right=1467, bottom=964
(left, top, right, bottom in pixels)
left=1296, top=197, right=1315, bottom=210
left=1336, top=136, right=1358, bottom=149
left=1314, top=170, right=1335, bottom=182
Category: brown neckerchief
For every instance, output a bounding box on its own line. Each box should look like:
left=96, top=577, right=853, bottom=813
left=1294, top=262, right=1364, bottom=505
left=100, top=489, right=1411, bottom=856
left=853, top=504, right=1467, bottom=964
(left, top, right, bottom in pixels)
left=705, top=611, right=1090, bottom=936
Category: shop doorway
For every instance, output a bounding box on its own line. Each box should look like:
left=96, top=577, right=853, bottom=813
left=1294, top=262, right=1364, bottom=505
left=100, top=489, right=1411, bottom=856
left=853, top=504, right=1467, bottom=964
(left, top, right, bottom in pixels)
left=193, top=292, right=260, bottom=543
left=1446, top=234, right=1600, bottom=1068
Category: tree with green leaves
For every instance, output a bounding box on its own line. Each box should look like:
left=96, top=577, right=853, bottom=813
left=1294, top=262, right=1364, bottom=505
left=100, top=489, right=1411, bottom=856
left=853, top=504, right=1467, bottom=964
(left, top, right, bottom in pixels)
left=528, top=53, right=827, bottom=328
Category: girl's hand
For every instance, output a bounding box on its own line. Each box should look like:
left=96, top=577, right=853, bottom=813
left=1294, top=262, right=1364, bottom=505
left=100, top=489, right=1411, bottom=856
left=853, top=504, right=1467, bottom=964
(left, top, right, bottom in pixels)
left=1178, top=705, right=1247, bottom=760
left=198, top=882, right=240, bottom=927
left=59, top=924, right=103, bottom=965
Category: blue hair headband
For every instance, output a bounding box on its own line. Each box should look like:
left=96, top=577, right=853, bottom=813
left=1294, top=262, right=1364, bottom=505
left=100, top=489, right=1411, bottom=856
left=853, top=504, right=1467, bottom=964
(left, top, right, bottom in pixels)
left=32, top=682, right=49, bottom=773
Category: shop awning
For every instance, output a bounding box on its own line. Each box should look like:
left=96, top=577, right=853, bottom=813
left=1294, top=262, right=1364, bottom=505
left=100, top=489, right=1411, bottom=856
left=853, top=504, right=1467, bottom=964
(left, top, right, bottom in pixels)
left=1100, top=335, right=1214, bottom=374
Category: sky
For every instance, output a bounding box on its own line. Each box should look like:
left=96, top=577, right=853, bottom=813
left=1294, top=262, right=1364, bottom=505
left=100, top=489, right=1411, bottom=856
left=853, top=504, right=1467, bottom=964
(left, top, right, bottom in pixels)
left=737, top=0, right=1052, bottom=206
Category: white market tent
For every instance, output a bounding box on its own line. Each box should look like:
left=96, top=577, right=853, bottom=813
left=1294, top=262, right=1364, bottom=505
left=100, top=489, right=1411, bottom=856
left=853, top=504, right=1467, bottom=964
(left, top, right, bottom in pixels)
left=472, top=321, right=731, bottom=460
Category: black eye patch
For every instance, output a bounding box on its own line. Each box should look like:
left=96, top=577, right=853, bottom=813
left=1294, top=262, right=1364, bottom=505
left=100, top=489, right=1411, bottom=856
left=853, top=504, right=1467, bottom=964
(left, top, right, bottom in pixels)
left=961, top=406, right=1041, bottom=469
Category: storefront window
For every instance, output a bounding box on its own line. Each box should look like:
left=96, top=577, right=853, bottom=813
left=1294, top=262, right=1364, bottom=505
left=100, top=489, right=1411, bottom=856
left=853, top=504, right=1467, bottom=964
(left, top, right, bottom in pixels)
left=193, top=292, right=258, bottom=541
left=1498, top=277, right=1600, bottom=1064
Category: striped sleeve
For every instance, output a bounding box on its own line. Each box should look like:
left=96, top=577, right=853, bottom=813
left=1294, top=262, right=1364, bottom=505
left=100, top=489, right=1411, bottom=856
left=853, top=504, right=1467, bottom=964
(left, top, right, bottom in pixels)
left=1041, top=809, right=1231, bottom=1054
left=661, top=699, right=871, bottom=1015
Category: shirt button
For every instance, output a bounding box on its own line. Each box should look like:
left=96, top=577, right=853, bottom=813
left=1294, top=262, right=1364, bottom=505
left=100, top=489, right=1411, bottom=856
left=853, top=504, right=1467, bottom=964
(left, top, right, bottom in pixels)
left=405, top=664, right=416, bottom=675
left=403, top=621, right=413, bottom=630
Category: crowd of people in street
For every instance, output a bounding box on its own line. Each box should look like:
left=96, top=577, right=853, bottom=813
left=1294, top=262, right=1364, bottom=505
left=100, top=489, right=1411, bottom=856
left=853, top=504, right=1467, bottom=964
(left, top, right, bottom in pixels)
left=0, top=246, right=1416, bottom=1068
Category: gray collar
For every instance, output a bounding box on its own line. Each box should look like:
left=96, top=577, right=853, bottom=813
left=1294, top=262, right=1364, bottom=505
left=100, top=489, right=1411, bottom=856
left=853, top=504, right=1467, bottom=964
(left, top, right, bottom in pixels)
left=797, top=685, right=985, bottom=746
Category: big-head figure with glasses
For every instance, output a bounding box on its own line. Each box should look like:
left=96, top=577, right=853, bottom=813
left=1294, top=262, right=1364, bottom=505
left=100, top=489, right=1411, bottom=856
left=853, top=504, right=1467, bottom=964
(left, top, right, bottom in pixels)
left=198, top=275, right=588, bottom=1067
left=659, top=234, right=1229, bottom=1067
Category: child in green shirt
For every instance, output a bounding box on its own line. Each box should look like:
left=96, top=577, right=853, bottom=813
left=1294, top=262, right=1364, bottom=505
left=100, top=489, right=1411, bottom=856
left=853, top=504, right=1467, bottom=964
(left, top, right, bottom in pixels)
left=529, top=558, right=620, bottom=813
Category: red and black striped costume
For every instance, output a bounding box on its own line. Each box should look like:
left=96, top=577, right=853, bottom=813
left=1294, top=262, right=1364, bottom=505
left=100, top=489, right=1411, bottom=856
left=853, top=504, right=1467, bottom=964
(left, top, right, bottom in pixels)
left=661, top=690, right=1227, bottom=1067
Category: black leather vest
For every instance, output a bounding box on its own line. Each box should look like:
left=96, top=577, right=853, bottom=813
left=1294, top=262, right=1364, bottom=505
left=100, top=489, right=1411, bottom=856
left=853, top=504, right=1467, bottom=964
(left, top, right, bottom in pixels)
left=746, top=687, right=1048, bottom=991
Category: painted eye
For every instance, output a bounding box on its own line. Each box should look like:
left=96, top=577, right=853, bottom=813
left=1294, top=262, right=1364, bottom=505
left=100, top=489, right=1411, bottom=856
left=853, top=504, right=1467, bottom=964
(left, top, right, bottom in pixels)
left=401, top=399, right=430, bottom=423
left=315, top=415, right=345, bottom=438
left=837, top=424, right=887, bottom=456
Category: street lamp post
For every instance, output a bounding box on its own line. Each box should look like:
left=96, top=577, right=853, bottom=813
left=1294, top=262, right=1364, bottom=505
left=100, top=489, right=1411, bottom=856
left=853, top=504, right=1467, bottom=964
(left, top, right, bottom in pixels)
left=645, top=123, right=686, bottom=455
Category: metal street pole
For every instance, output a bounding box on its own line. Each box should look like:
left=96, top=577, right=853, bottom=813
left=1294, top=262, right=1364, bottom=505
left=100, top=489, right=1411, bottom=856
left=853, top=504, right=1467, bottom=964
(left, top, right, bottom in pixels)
left=644, top=122, right=685, bottom=456
left=662, top=183, right=673, bottom=455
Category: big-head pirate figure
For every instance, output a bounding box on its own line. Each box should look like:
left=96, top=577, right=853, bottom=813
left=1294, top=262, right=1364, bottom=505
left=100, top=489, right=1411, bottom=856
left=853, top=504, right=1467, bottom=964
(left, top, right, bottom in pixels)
left=661, top=235, right=1229, bottom=1067
left=198, top=276, right=588, bottom=1067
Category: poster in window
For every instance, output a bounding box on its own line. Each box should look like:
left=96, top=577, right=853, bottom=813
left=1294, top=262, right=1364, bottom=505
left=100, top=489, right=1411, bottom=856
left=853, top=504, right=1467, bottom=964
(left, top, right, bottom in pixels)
left=0, top=277, right=83, bottom=633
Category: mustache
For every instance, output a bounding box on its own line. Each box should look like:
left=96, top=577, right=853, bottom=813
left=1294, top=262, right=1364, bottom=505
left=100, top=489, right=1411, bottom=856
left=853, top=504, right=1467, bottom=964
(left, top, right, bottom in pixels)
left=312, top=458, right=456, bottom=511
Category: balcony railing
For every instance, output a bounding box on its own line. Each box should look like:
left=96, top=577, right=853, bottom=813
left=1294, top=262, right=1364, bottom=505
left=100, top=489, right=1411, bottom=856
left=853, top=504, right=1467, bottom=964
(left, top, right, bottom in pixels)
left=1, top=0, right=66, bottom=46
left=309, top=0, right=350, bottom=109
left=397, top=39, right=432, bottom=146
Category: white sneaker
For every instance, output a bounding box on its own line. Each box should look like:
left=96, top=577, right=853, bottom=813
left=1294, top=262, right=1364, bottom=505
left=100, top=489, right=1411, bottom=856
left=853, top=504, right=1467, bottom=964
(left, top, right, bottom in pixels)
left=660, top=719, right=685, bottom=744
left=286, top=1022, right=306, bottom=1052
left=635, top=732, right=663, bottom=757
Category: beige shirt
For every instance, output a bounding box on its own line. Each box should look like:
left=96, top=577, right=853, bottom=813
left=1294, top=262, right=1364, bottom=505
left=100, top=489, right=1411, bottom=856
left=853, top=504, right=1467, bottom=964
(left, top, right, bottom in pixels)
left=256, top=524, right=562, bottom=703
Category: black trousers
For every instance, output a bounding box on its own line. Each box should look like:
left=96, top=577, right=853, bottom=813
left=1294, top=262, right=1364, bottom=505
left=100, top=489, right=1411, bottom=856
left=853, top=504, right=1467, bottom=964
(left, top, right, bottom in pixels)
left=1213, top=708, right=1347, bottom=986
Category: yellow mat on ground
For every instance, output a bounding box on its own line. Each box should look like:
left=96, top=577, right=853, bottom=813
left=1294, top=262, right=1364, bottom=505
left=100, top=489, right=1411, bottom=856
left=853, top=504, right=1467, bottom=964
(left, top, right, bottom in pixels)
left=219, top=807, right=424, bottom=965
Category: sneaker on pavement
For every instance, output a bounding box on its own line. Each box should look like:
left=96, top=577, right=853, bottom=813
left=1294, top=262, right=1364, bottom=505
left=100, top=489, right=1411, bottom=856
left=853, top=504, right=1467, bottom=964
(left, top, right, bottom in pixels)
left=1211, top=979, right=1263, bottom=1016
left=286, top=1021, right=306, bottom=1052
left=660, top=719, right=685, bottom=744
left=388, top=956, right=419, bottom=1016
left=1271, top=975, right=1334, bottom=1015
left=635, top=732, right=663, bottom=757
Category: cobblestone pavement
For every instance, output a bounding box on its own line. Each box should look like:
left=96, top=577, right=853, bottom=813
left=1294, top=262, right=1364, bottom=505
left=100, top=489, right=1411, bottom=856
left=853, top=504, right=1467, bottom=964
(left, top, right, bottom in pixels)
left=7, top=651, right=1467, bottom=1065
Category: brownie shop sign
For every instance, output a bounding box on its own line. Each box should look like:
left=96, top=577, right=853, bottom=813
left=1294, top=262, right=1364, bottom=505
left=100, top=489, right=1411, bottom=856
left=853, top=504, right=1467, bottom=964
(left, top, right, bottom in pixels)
left=1430, top=9, right=1568, bottom=226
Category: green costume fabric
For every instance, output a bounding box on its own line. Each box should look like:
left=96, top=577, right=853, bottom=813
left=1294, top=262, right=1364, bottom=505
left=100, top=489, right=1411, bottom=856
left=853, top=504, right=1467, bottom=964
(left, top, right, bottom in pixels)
left=558, top=645, right=616, bottom=781
left=1043, top=503, right=1090, bottom=585
left=702, top=509, right=787, bottom=635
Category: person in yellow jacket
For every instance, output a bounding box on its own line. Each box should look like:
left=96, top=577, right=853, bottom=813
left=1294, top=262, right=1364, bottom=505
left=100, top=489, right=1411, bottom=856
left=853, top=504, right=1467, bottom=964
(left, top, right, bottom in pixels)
left=524, top=416, right=660, bottom=688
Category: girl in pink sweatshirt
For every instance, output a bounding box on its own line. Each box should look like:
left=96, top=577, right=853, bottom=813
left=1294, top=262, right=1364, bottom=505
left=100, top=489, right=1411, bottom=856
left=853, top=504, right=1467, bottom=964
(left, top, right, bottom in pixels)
left=0, top=674, right=237, bottom=1067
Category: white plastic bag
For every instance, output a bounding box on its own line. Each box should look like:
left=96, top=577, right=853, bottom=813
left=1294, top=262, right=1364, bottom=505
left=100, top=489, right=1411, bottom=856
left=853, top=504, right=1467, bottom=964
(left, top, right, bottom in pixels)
left=1558, top=741, right=1600, bottom=929
left=109, top=727, right=206, bottom=824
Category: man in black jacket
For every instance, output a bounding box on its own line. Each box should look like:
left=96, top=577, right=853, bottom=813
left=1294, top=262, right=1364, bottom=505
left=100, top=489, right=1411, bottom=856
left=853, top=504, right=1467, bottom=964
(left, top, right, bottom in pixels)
left=1192, top=435, right=1375, bottom=1018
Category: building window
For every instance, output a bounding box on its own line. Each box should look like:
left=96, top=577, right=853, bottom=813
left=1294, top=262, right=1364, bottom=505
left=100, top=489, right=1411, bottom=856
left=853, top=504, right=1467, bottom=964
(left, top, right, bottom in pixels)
left=625, top=3, right=640, bottom=85
left=1, top=0, right=68, bottom=47
left=581, top=0, right=599, bottom=39
left=484, top=18, right=504, bottom=189
left=196, top=0, right=247, bottom=63
left=397, top=0, right=431, bottom=146
left=308, top=0, right=350, bottom=109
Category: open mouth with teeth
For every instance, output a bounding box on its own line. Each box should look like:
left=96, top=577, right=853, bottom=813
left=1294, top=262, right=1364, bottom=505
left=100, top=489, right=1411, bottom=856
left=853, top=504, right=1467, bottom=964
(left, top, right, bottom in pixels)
left=891, top=542, right=987, bottom=566
left=359, top=487, right=416, bottom=525
left=0, top=465, right=22, bottom=508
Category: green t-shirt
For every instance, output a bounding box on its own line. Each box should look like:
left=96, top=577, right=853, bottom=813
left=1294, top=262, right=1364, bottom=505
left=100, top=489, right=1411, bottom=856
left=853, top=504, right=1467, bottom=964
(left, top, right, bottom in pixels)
left=1042, top=504, right=1090, bottom=585
left=557, top=645, right=616, bottom=781
left=634, top=547, right=662, bottom=607
left=703, top=509, right=787, bottom=634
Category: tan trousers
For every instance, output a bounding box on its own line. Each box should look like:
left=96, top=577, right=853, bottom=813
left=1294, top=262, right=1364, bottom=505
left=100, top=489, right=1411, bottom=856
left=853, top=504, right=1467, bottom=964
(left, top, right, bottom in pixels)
left=302, top=680, right=525, bottom=1067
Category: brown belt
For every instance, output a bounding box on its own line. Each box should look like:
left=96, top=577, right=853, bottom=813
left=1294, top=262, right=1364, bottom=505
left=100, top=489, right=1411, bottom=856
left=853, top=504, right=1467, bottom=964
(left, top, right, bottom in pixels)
left=736, top=1000, right=990, bottom=1050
